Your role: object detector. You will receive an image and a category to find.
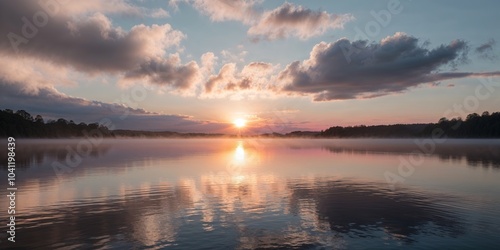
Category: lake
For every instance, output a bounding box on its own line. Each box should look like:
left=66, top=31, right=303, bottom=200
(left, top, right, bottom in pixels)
left=1, top=138, right=500, bottom=249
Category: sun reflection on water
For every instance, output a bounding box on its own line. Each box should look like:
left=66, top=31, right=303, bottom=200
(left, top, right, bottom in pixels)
left=234, top=141, right=245, bottom=164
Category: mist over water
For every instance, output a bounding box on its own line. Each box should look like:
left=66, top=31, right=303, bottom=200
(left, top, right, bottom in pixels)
left=1, top=139, right=499, bottom=249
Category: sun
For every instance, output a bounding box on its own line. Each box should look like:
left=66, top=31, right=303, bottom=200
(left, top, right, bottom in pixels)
left=233, top=118, right=246, bottom=128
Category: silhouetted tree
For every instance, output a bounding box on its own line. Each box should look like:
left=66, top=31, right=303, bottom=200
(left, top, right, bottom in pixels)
left=35, top=115, right=44, bottom=124
left=15, top=110, right=33, bottom=121
left=321, top=111, right=500, bottom=138
left=0, top=109, right=112, bottom=138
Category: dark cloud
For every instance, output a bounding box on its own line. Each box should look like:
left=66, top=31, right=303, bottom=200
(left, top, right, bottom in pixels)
left=248, top=2, right=353, bottom=41
left=124, top=58, right=200, bottom=91
left=278, top=33, right=500, bottom=101
left=0, top=1, right=200, bottom=89
left=475, top=39, right=497, bottom=60
left=0, top=81, right=229, bottom=132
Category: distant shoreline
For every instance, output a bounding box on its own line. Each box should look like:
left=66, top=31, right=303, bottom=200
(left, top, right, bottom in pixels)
left=3, top=135, right=500, bottom=140
left=2, top=109, right=500, bottom=139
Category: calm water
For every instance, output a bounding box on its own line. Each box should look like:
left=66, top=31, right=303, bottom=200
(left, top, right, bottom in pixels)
left=1, top=138, right=500, bottom=249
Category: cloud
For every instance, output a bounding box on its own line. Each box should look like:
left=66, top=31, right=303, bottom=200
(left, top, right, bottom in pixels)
left=203, top=62, right=276, bottom=98
left=204, top=63, right=248, bottom=93
left=193, top=33, right=499, bottom=102
left=200, top=52, right=218, bottom=75
left=276, top=32, right=500, bottom=101
left=0, top=80, right=229, bottom=132
left=176, top=1, right=352, bottom=41
left=475, top=39, right=497, bottom=60
left=123, top=56, right=201, bottom=93
left=0, top=55, right=77, bottom=93
left=49, top=0, right=143, bottom=16
left=149, top=8, right=170, bottom=18
left=0, top=1, right=201, bottom=91
left=2, top=1, right=498, bottom=107
left=248, top=2, right=354, bottom=41
left=177, top=0, right=259, bottom=24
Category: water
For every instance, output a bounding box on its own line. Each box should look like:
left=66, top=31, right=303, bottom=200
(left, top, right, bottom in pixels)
left=1, top=138, right=500, bottom=249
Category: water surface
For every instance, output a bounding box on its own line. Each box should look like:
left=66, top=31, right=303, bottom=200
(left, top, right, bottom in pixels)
left=1, top=138, right=499, bottom=249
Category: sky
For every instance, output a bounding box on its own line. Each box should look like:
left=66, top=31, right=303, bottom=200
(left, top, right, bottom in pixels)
left=0, top=0, right=499, bottom=134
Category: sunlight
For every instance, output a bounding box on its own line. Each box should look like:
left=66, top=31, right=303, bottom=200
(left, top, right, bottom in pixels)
left=234, top=141, right=245, bottom=164
left=233, top=118, right=246, bottom=128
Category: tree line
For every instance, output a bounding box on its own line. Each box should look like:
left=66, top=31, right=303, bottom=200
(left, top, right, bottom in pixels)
left=0, top=109, right=222, bottom=138
left=1, top=109, right=499, bottom=138
left=0, top=109, right=112, bottom=138
left=320, top=111, right=500, bottom=138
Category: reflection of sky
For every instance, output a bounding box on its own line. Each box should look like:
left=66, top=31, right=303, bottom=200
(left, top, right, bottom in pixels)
left=1, top=139, right=500, bottom=248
